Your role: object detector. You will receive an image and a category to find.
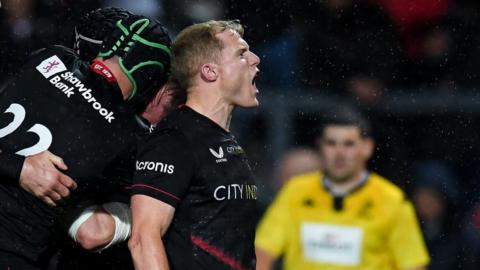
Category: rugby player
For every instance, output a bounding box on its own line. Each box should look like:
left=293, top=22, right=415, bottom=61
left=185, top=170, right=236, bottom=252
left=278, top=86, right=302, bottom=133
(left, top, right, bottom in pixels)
left=0, top=13, right=171, bottom=269
left=128, top=20, right=261, bottom=270
left=54, top=8, right=183, bottom=269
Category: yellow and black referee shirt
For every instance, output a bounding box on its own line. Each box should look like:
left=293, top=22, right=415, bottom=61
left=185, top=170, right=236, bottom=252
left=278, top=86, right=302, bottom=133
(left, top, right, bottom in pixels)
left=255, top=171, right=430, bottom=270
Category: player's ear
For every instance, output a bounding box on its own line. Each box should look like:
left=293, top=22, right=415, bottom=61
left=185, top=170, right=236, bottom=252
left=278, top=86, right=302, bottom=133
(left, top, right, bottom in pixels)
left=152, top=83, right=177, bottom=108
left=149, top=85, right=168, bottom=107
left=200, top=63, right=218, bottom=82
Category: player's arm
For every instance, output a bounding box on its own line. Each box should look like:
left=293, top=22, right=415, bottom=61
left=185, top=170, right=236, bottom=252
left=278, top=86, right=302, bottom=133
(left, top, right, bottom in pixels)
left=67, top=202, right=130, bottom=251
left=67, top=152, right=136, bottom=251
left=0, top=147, right=24, bottom=181
left=129, top=195, right=174, bottom=270
left=69, top=205, right=115, bottom=250
left=20, top=150, right=77, bottom=206
left=0, top=147, right=77, bottom=206
left=128, top=129, right=194, bottom=269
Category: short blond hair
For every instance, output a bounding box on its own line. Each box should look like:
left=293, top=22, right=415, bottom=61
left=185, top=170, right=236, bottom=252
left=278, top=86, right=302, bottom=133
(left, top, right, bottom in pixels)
left=171, top=20, right=244, bottom=91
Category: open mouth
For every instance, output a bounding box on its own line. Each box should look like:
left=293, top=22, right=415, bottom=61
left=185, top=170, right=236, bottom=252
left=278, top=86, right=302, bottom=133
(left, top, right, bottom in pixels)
left=252, top=71, right=260, bottom=94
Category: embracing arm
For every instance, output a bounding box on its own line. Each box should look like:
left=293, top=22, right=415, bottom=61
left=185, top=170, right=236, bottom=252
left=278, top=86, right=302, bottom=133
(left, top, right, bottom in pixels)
left=0, top=148, right=24, bottom=181
left=69, top=205, right=117, bottom=251
left=0, top=149, right=77, bottom=206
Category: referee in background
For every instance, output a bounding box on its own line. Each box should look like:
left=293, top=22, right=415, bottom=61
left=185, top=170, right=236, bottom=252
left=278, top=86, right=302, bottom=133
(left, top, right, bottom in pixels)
left=256, top=107, right=430, bottom=270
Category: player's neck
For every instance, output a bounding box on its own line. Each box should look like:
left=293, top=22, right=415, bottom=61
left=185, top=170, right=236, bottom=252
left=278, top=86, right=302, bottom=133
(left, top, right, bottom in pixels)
left=326, top=170, right=367, bottom=196
left=185, top=86, right=234, bottom=132
left=95, top=57, right=132, bottom=100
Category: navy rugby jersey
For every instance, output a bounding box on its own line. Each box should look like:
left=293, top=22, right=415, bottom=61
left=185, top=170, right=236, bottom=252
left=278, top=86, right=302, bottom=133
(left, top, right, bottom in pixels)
left=0, top=45, right=138, bottom=263
left=133, top=106, right=257, bottom=270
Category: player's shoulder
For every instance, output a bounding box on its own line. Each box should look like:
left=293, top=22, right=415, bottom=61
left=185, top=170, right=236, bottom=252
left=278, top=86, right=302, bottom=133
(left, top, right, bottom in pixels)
left=367, top=172, right=406, bottom=202
left=28, top=45, right=78, bottom=64
left=144, top=110, right=190, bottom=146
left=151, top=108, right=184, bottom=134
left=151, top=106, right=201, bottom=136
left=39, top=45, right=76, bottom=56
left=19, top=45, right=81, bottom=78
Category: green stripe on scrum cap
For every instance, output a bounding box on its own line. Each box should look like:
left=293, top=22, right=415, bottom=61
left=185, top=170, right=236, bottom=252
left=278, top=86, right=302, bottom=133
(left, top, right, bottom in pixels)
left=99, top=18, right=170, bottom=100
left=133, top=35, right=171, bottom=55
left=125, top=60, right=165, bottom=100
left=98, top=18, right=171, bottom=58
left=97, top=20, right=129, bottom=58
left=129, top=18, right=171, bottom=55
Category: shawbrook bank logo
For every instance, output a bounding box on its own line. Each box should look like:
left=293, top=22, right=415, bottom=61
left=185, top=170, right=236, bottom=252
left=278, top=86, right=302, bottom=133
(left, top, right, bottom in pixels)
left=36, top=55, right=67, bottom=78
left=136, top=160, right=174, bottom=174
left=37, top=55, right=116, bottom=123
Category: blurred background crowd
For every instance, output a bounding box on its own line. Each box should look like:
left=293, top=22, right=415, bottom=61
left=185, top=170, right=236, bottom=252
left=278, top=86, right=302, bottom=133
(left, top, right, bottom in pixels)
left=2, top=0, right=480, bottom=268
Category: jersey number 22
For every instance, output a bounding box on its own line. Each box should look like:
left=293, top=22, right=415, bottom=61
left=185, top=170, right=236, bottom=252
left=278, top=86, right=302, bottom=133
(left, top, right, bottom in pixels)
left=0, top=103, right=53, bottom=156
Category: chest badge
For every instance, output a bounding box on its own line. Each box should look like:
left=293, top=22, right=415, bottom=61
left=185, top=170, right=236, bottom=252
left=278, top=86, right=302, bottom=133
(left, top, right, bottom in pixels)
left=209, top=147, right=227, bottom=163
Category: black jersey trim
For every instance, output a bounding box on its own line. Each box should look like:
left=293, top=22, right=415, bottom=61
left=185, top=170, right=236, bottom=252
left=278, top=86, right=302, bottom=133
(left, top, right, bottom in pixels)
left=129, top=183, right=180, bottom=201
left=191, top=235, right=246, bottom=270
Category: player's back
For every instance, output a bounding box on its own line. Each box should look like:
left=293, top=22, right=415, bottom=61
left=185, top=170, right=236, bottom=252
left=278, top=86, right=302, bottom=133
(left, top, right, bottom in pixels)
left=0, top=45, right=137, bottom=178
left=0, top=45, right=138, bottom=264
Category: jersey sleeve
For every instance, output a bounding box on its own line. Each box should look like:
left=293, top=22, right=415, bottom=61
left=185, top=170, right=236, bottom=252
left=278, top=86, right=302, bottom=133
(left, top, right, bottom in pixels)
left=0, top=148, right=25, bottom=183
left=132, top=130, right=195, bottom=208
left=389, top=200, right=430, bottom=269
left=255, top=181, right=295, bottom=258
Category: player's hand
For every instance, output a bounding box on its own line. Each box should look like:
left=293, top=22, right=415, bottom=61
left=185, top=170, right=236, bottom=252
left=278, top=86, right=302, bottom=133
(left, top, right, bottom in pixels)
left=19, top=150, right=77, bottom=207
